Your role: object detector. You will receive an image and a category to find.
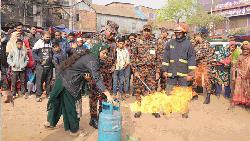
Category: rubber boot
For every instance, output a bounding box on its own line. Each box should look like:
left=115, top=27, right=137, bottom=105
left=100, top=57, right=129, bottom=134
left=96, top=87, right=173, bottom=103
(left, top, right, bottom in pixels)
left=152, top=113, right=161, bottom=118
left=89, top=117, right=98, bottom=129
left=196, top=86, right=203, bottom=93
left=203, top=93, right=211, bottom=104
left=182, top=113, right=189, bottom=118
left=134, top=112, right=142, bottom=118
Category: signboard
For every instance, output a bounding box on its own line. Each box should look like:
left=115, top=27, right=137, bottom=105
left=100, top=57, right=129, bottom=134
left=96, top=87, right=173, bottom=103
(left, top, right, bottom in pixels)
left=215, top=0, right=250, bottom=10
left=215, top=5, right=250, bottom=17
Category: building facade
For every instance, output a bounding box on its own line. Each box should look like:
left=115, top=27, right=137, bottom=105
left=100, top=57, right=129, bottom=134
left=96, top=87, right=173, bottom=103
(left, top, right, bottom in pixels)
left=92, top=2, right=148, bottom=34
left=199, top=0, right=250, bottom=35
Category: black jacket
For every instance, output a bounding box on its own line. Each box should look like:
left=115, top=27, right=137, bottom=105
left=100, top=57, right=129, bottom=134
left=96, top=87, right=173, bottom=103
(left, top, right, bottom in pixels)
left=59, top=53, right=106, bottom=98
left=162, top=37, right=196, bottom=77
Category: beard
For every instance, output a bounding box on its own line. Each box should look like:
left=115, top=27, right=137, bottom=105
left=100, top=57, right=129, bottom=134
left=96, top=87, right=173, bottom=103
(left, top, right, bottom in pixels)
left=44, top=39, right=50, bottom=43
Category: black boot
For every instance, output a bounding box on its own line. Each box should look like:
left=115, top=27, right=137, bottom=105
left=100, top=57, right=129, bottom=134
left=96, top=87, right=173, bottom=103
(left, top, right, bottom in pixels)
left=134, top=112, right=142, bottom=118
left=203, top=93, right=211, bottom=104
left=89, top=117, right=98, bottom=129
left=196, top=86, right=203, bottom=93
left=192, top=95, right=198, bottom=100
left=152, top=113, right=161, bottom=118
left=182, top=113, right=189, bottom=118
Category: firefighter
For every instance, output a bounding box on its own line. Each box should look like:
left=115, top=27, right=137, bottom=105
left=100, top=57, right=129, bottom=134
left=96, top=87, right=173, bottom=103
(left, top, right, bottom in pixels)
left=162, top=23, right=196, bottom=118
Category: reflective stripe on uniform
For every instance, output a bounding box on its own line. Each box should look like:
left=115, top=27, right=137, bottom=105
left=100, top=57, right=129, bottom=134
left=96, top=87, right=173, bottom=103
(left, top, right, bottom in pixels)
left=188, top=66, right=196, bottom=70
left=168, top=73, right=173, bottom=77
left=170, top=45, right=174, bottom=49
left=179, top=59, right=188, bottom=64
left=162, top=62, right=169, bottom=66
left=170, top=60, right=175, bottom=63
left=177, top=72, right=188, bottom=77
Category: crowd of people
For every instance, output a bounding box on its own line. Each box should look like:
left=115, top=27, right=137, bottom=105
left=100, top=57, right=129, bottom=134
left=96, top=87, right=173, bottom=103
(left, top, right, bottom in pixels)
left=0, top=20, right=250, bottom=136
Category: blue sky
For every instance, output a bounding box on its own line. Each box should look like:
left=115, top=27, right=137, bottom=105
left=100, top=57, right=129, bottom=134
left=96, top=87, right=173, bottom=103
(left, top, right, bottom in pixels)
left=92, top=0, right=166, bottom=9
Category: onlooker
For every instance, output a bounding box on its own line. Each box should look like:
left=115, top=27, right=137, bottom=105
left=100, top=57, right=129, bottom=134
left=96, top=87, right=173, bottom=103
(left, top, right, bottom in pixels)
left=66, top=32, right=76, bottom=48
left=113, top=37, right=130, bottom=100
left=52, top=31, right=67, bottom=54
left=6, top=32, right=21, bottom=54
left=76, top=37, right=84, bottom=48
left=7, top=39, right=28, bottom=98
left=52, top=42, right=67, bottom=73
left=83, top=39, right=92, bottom=49
left=28, top=26, right=40, bottom=48
left=26, top=69, right=36, bottom=97
left=231, top=44, right=250, bottom=107
left=61, top=31, right=68, bottom=40
left=1, top=30, right=12, bottom=103
left=33, top=31, right=53, bottom=102
left=14, top=22, right=23, bottom=33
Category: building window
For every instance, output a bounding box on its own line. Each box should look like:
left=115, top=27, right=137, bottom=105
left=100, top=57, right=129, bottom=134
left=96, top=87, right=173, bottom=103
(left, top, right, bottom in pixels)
left=61, top=13, right=68, bottom=20
left=76, top=14, right=80, bottom=21
left=26, top=5, right=33, bottom=16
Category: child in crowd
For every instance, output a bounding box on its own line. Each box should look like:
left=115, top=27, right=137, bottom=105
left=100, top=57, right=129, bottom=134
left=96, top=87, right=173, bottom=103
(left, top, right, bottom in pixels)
left=7, top=39, right=28, bottom=98
left=112, top=37, right=130, bottom=100
left=26, top=69, right=36, bottom=98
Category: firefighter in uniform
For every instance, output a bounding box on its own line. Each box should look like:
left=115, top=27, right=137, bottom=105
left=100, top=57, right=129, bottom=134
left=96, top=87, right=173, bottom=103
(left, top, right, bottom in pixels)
left=131, top=24, right=161, bottom=118
left=162, top=23, right=196, bottom=118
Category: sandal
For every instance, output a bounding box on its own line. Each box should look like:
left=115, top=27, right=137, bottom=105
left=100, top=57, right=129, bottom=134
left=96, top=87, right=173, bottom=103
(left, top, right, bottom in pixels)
left=44, top=122, right=55, bottom=130
left=69, top=131, right=80, bottom=137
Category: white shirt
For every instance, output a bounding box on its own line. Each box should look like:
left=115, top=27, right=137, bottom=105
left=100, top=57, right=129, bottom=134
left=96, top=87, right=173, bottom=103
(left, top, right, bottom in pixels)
left=115, top=48, right=130, bottom=70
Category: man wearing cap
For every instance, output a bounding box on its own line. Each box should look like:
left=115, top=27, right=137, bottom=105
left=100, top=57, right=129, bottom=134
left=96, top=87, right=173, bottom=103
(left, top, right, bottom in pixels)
left=162, top=23, right=196, bottom=118
left=193, top=33, right=215, bottom=103
left=157, top=27, right=169, bottom=91
left=131, top=24, right=161, bottom=118
left=88, top=20, right=119, bottom=128
left=99, top=20, right=119, bottom=90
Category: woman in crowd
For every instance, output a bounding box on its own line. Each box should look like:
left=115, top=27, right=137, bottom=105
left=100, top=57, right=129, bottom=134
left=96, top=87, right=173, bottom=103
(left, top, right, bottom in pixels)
left=45, top=45, right=113, bottom=136
left=231, top=44, right=250, bottom=107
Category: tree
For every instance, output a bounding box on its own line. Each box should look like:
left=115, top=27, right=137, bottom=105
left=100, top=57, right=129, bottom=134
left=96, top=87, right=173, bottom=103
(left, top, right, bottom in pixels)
left=157, top=0, right=198, bottom=23
left=157, top=0, right=225, bottom=31
left=229, top=28, right=247, bottom=35
left=186, top=5, right=225, bottom=28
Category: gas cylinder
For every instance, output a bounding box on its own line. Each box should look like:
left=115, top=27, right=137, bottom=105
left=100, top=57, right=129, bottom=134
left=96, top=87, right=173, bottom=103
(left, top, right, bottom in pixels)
left=98, top=102, right=122, bottom=141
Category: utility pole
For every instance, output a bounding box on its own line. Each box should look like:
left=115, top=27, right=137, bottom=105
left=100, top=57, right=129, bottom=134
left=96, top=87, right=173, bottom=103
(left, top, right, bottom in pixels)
left=23, top=1, right=27, bottom=25
left=69, top=0, right=75, bottom=30
left=210, top=0, right=214, bottom=36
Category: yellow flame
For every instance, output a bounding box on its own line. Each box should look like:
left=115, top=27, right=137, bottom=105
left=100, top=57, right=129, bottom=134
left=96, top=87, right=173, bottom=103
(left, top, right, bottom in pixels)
left=130, top=87, right=193, bottom=114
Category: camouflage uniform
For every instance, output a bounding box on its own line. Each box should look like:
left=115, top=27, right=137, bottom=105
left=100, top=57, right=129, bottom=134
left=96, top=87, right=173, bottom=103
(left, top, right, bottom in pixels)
left=131, top=25, right=160, bottom=102
left=157, top=35, right=168, bottom=90
left=89, top=21, right=118, bottom=119
left=193, top=40, right=215, bottom=94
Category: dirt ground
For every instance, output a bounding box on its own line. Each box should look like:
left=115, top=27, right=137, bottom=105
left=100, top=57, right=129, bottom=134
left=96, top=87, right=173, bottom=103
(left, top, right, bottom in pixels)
left=1, top=93, right=250, bottom=141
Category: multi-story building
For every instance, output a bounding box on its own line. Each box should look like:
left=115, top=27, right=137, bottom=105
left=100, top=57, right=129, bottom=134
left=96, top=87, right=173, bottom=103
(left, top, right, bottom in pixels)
left=199, top=0, right=250, bottom=35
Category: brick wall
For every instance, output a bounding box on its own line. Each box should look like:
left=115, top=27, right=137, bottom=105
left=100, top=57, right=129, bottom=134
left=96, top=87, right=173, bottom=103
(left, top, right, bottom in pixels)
left=74, top=10, right=96, bottom=32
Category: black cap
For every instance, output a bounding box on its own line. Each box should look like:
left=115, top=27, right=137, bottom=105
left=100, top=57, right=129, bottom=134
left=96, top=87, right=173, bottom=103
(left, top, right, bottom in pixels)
left=16, top=39, right=23, bottom=43
left=116, top=36, right=125, bottom=42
